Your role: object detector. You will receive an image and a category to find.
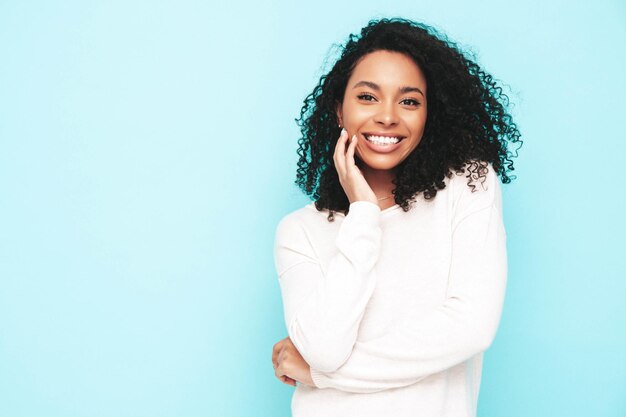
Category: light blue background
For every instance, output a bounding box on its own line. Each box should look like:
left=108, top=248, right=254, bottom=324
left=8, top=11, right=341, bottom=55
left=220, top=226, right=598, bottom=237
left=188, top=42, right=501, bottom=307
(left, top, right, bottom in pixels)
left=1, top=1, right=625, bottom=416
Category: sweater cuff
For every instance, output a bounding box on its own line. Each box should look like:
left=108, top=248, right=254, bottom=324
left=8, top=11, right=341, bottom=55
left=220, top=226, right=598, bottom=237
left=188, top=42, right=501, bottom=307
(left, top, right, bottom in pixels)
left=348, top=200, right=381, bottom=221
left=309, top=368, right=330, bottom=389
left=335, top=201, right=382, bottom=272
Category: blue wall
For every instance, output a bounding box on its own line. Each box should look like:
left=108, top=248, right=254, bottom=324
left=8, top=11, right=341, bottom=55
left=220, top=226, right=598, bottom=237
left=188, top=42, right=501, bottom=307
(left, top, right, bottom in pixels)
left=1, top=1, right=624, bottom=416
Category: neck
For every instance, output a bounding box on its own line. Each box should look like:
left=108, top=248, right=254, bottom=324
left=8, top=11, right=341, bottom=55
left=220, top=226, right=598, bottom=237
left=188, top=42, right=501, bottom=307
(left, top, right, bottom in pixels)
left=359, top=163, right=397, bottom=202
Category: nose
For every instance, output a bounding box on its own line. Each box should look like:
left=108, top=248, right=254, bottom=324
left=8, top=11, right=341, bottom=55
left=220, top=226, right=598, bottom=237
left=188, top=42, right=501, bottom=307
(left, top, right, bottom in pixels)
left=373, top=101, right=399, bottom=126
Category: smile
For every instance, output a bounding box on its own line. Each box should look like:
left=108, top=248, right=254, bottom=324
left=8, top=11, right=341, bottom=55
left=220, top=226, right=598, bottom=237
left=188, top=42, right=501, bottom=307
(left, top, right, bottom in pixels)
left=361, top=133, right=406, bottom=153
left=364, top=134, right=405, bottom=145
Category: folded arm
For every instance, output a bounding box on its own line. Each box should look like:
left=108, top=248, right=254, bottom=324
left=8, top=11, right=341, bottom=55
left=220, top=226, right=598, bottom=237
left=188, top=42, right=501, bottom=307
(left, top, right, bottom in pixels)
left=274, top=201, right=382, bottom=372
left=310, top=173, right=508, bottom=393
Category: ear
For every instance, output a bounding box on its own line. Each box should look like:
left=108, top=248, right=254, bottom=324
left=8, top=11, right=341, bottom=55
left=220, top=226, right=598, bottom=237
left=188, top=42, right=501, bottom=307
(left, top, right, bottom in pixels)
left=335, top=102, right=343, bottom=127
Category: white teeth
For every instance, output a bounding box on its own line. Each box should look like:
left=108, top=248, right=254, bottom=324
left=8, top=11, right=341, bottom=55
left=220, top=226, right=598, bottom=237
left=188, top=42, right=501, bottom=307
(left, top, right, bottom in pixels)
left=365, top=135, right=401, bottom=145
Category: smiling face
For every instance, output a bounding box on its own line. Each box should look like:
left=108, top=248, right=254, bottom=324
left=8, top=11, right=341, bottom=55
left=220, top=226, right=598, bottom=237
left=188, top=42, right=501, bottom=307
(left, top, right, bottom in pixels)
left=336, top=50, right=428, bottom=171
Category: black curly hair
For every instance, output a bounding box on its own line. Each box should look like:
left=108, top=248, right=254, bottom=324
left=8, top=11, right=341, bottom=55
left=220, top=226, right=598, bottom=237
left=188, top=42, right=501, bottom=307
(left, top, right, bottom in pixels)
left=294, top=17, right=522, bottom=222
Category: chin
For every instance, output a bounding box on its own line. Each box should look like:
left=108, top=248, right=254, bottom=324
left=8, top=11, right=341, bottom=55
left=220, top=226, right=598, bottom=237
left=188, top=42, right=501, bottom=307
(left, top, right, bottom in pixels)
left=357, top=155, right=402, bottom=171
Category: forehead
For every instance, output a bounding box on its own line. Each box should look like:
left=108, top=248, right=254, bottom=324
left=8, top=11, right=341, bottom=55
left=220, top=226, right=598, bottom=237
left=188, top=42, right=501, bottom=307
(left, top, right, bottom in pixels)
left=349, top=50, right=427, bottom=90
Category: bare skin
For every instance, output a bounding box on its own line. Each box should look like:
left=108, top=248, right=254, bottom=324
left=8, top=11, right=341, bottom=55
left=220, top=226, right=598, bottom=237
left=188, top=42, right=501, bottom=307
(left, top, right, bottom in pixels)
left=337, top=50, right=428, bottom=210
left=273, top=50, right=428, bottom=387
left=273, top=337, right=310, bottom=387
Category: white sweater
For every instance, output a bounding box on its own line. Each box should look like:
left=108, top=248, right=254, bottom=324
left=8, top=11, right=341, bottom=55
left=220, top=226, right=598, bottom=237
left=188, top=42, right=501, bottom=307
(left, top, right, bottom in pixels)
left=273, top=163, right=507, bottom=417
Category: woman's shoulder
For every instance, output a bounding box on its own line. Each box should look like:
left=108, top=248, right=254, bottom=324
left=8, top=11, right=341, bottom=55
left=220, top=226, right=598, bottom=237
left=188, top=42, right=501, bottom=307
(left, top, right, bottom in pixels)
left=448, top=160, right=499, bottom=186
left=448, top=161, right=502, bottom=215
left=275, top=202, right=330, bottom=234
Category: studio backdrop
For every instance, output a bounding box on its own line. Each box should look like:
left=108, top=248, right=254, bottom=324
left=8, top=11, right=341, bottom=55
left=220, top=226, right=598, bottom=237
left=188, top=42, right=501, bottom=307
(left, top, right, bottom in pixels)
left=0, top=1, right=624, bottom=416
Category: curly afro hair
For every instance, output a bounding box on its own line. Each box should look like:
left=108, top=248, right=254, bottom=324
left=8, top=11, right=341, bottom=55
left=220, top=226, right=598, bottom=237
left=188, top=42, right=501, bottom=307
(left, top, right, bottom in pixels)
left=294, top=17, right=522, bottom=222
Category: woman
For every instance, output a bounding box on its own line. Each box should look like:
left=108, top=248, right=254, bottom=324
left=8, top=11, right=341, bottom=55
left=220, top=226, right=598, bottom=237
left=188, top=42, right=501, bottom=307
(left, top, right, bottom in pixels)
left=272, top=17, right=521, bottom=417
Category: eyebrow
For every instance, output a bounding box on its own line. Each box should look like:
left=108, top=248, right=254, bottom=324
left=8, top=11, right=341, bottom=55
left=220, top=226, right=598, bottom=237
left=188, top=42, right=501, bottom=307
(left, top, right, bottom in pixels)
left=352, top=80, right=425, bottom=97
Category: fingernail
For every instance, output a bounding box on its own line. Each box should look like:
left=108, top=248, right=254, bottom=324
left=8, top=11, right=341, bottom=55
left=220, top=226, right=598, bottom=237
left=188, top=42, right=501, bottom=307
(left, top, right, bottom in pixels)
left=341, top=128, right=346, bottom=136
left=352, top=135, right=357, bottom=142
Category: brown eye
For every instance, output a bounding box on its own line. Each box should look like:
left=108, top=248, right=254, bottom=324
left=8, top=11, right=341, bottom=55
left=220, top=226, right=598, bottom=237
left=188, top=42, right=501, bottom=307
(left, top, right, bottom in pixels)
left=357, top=94, right=376, bottom=101
left=401, top=98, right=421, bottom=106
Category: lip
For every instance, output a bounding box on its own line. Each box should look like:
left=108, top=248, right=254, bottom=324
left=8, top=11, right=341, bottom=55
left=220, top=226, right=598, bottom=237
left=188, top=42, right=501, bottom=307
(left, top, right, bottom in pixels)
left=360, top=133, right=405, bottom=154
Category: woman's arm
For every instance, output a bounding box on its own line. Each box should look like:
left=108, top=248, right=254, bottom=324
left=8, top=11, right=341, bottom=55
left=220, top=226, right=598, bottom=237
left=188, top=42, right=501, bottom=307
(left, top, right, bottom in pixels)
left=274, top=201, right=382, bottom=373
left=309, top=173, right=508, bottom=393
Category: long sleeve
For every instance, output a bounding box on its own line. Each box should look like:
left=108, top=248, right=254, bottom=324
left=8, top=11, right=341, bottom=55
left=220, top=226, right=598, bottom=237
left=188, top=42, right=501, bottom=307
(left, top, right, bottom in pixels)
left=273, top=201, right=383, bottom=372
left=310, top=173, right=508, bottom=393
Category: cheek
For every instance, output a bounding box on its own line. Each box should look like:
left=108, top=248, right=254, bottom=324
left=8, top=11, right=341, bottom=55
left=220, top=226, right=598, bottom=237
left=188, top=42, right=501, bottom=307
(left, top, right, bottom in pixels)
left=412, top=111, right=427, bottom=126
left=407, top=115, right=427, bottom=137
left=343, top=103, right=372, bottom=126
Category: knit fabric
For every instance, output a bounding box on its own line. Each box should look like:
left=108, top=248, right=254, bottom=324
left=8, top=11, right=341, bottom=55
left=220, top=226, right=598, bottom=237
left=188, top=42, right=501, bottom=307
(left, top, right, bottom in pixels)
left=274, top=162, right=507, bottom=417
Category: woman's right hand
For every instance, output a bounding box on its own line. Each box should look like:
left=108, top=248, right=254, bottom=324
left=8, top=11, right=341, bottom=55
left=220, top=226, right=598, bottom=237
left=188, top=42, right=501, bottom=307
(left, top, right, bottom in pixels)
left=333, top=129, right=378, bottom=205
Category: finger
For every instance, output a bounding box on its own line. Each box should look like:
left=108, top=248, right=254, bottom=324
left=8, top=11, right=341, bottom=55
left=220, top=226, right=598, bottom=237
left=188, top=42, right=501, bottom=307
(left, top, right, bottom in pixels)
left=278, top=375, right=296, bottom=386
left=282, top=375, right=297, bottom=386
left=275, top=364, right=295, bottom=387
left=334, top=128, right=348, bottom=177
left=333, top=129, right=347, bottom=176
left=272, top=343, right=280, bottom=367
left=275, top=359, right=297, bottom=386
left=272, top=338, right=286, bottom=358
left=273, top=351, right=284, bottom=371
left=272, top=340, right=285, bottom=368
left=276, top=351, right=284, bottom=371
left=345, top=134, right=358, bottom=170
